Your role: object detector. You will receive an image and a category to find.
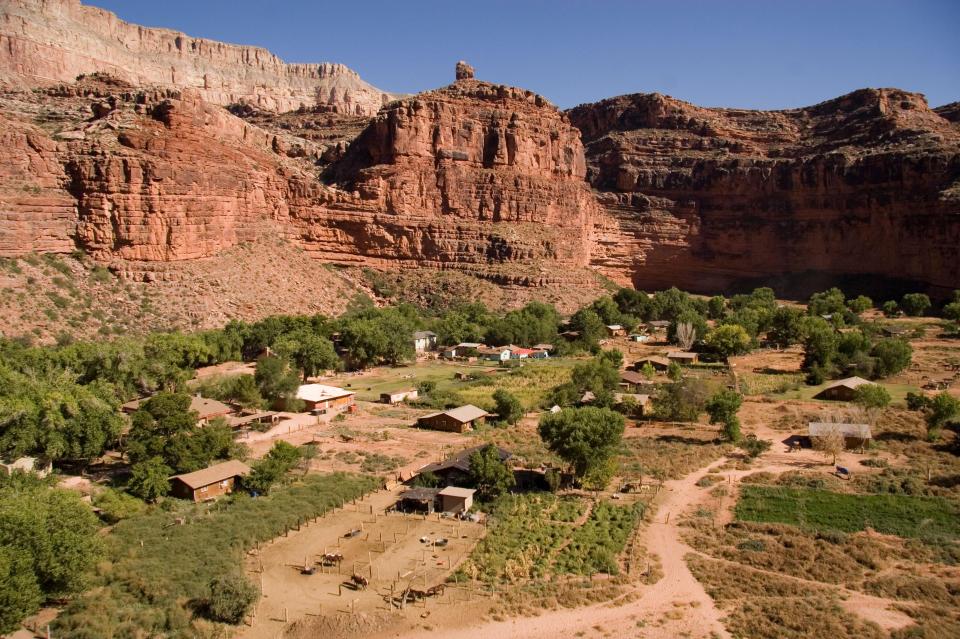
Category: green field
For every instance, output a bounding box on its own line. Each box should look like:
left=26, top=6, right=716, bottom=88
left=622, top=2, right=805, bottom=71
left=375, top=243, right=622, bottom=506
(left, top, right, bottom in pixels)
left=736, top=485, right=960, bottom=542
left=54, top=473, right=378, bottom=637
left=328, top=357, right=578, bottom=410
left=453, top=494, right=642, bottom=584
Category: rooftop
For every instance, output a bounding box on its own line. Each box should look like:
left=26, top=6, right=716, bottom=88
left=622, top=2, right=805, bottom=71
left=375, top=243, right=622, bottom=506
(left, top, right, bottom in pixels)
left=122, top=394, right=234, bottom=419
left=296, top=384, right=355, bottom=403
left=413, top=330, right=437, bottom=339
left=821, top=376, right=874, bottom=390
left=438, top=486, right=476, bottom=498
left=170, top=459, right=251, bottom=489
left=443, top=404, right=489, bottom=423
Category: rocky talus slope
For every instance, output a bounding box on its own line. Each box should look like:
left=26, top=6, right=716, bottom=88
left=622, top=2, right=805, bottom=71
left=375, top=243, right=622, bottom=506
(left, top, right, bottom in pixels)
left=569, top=89, right=960, bottom=297
left=0, top=0, right=396, bottom=114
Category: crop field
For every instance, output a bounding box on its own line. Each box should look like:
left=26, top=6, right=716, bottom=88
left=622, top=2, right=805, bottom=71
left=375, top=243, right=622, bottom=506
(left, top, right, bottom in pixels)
left=453, top=493, right=643, bottom=584
left=735, top=485, right=960, bottom=542
left=53, top=473, right=378, bottom=638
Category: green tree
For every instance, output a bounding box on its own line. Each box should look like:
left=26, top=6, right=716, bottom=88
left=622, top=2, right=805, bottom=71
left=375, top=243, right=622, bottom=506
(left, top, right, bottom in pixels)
left=537, top=407, right=625, bottom=480
left=272, top=329, right=339, bottom=380
left=653, top=379, right=709, bottom=422
left=926, top=392, right=960, bottom=440
left=740, top=438, right=771, bottom=459
left=802, top=318, right=839, bottom=380
left=0, top=475, right=102, bottom=631
left=808, top=287, right=846, bottom=316
left=127, top=457, right=172, bottom=502
left=881, top=301, right=901, bottom=317
left=640, top=362, right=656, bottom=380
left=667, top=361, right=683, bottom=382
left=568, top=307, right=606, bottom=350
left=705, top=324, right=752, bottom=360
left=846, top=295, right=873, bottom=314
left=243, top=441, right=302, bottom=494
left=943, top=302, right=960, bottom=323
left=853, top=385, right=891, bottom=410
left=768, top=307, right=807, bottom=347
left=870, top=339, right=912, bottom=378
left=492, top=389, right=523, bottom=425
left=204, top=575, right=258, bottom=624
left=707, top=295, right=727, bottom=320
left=900, top=293, right=931, bottom=317
left=468, top=445, right=516, bottom=499
left=254, top=356, right=300, bottom=405
left=705, top=389, right=743, bottom=442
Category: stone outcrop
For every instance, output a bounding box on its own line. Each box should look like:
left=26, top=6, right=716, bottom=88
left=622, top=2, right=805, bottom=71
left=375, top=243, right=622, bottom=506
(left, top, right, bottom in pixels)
left=455, top=61, right=475, bottom=81
left=570, top=89, right=960, bottom=297
left=0, top=0, right=396, bottom=114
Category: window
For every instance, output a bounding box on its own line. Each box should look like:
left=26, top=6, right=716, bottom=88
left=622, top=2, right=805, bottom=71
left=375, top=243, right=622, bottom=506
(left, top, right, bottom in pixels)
left=200, top=485, right=208, bottom=493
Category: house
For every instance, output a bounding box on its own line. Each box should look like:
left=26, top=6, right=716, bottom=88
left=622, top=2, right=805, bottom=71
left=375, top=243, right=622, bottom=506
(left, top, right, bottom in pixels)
left=169, top=459, right=250, bottom=502
left=0, top=456, right=52, bottom=477
left=413, top=331, right=437, bottom=353
left=632, top=356, right=670, bottom=372
left=396, top=487, right=441, bottom=513
left=808, top=422, right=873, bottom=450
left=380, top=389, right=419, bottom=404
left=533, top=343, right=554, bottom=352
left=509, top=346, right=536, bottom=359
left=667, top=351, right=699, bottom=364
left=438, top=486, right=475, bottom=513
left=417, top=445, right=512, bottom=486
left=812, top=377, right=875, bottom=401
left=295, top=384, right=356, bottom=414
left=122, top=394, right=234, bottom=425
left=530, top=348, right=551, bottom=359
left=477, top=346, right=511, bottom=362
left=559, top=330, right=581, bottom=341
left=647, top=320, right=670, bottom=331
left=417, top=405, right=489, bottom=433
left=628, top=333, right=649, bottom=343
left=620, top=370, right=654, bottom=391
left=442, top=342, right=483, bottom=359
left=606, top=324, right=626, bottom=337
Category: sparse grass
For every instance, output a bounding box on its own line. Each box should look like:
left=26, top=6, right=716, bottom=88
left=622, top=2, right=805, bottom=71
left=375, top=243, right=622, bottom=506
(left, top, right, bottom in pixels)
left=618, top=434, right=730, bottom=480
left=736, top=485, right=960, bottom=542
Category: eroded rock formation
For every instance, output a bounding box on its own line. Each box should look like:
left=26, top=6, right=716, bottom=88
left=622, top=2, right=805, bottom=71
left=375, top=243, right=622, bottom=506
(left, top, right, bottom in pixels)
left=570, top=89, right=960, bottom=296
left=0, top=0, right=396, bottom=114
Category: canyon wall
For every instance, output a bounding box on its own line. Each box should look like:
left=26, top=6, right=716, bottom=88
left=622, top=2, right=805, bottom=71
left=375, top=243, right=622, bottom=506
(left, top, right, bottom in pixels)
left=0, top=0, right=395, bottom=114
left=570, top=89, right=960, bottom=297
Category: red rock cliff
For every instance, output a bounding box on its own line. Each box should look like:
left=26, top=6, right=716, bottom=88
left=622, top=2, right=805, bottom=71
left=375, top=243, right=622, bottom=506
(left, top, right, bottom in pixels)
left=0, top=0, right=396, bottom=114
left=569, top=89, right=960, bottom=296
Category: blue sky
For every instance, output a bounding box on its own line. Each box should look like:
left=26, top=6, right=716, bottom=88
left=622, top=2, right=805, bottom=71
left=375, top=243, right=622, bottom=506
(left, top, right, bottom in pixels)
left=88, top=0, right=959, bottom=110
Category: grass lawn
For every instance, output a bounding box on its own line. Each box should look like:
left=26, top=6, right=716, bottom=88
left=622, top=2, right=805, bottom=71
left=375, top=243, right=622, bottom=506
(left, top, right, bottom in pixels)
left=54, top=473, right=378, bottom=638
left=767, top=380, right=921, bottom=405
left=736, top=485, right=960, bottom=542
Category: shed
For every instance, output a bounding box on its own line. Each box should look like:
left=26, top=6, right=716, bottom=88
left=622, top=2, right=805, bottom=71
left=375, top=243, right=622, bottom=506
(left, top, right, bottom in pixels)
left=438, top=486, right=475, bottom=513
left=533, top=343, right=554, bottom=352
left=509, top=346, right=536, bottom=359
left=648, top=320, right=670, bottom=330
left=380, top=389, right=419, bottom=404
left=812, top=377, right=875, bottom=401
left=606, top=324, right=626, bottom=337
left=620, top=370, right=654, bottom=391
left=808, top=422, right=873, bottom=450
left=632, top=356, right=670, bottom=372
left=667, top=351, right=699, bottom=364
left=615, top=393, right=652, bottom=416
left=169, top=459, right=250, bottom=502
left=416, top=405, right=489, bottom=433
left=397, top=487, right=440, bottom=513
left=294, top=384, right=356, bottom=413
left=477, top=346, right=511, bottom=362
left=628, top=333, right=649, bottom=343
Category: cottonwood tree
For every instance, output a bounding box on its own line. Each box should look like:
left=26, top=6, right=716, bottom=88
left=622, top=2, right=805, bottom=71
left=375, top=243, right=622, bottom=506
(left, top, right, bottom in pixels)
left=468, top=445, right=515, bottom=499
left=705, top=389, right=744, bottom=442
left=675, top=321, right=696, bottom=351
left=493, top=389, right=523, bottom=425
left=127, top=457, right=173, bottom=502
left=538, top=407, right=625, bottom=482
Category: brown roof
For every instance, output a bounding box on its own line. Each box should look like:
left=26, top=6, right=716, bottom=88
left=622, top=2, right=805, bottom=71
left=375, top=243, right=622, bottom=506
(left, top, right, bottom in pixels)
left=122, top=395, right=234, bottom=420
left=620, top=371, right=653, bottom=385
left=170, top=459, right=250, bottom=489
left=635, top=356, right=670, bottom=367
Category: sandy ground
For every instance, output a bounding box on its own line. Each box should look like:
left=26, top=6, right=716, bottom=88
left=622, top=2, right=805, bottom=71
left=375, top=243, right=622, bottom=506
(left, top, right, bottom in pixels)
left=237, top=486, right=486, bottom=639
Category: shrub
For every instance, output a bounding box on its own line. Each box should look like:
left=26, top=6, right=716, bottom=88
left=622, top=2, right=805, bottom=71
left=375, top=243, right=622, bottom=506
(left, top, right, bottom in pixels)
left=203, top=575, right=258, bottom=624
left=493, top=389, right=523, bottom=425
left=901, top=293, right=931, bottom=317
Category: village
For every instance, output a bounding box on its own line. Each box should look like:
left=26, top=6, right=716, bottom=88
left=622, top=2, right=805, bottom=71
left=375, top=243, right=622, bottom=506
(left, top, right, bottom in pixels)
left=3, top=289, right=960, bottom=639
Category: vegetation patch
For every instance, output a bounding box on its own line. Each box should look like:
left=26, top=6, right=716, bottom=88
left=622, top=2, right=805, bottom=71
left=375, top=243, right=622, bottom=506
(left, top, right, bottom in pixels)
left=553, top=501, right=643, bottom=575
left=53, top=473, right=377, bottom=638
left=735, top=485, right=960, bottom=542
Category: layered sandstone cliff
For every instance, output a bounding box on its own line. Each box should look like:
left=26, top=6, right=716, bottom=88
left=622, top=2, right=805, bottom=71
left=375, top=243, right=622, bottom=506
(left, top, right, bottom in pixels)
left=0, top=71, right=601, bottom=288
left=570, top=89, right=960, bottom=296
left=0, top=0, right=396, bottom=114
